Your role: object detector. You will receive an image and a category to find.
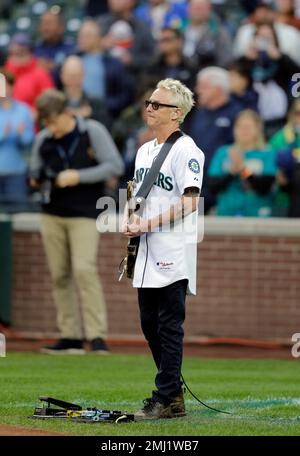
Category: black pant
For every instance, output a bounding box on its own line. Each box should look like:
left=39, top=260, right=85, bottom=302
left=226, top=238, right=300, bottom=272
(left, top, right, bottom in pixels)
left=138, top=279, right=188, bottom=405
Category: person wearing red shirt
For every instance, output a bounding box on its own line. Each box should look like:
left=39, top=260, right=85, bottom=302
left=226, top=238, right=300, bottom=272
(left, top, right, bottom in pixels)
left=5, top=33, right=54, bottom=118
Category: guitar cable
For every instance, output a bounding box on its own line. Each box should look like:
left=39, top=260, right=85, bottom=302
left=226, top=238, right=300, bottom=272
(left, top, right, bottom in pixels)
left=180, top=373, right=300, bottom=423
left=180, top=373, right=231, bottom=415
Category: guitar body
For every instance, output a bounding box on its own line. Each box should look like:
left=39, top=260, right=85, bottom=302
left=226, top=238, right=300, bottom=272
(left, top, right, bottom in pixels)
left=126, top=237, right=140, bottom=279
left=119, top=179, right=139, bottom=281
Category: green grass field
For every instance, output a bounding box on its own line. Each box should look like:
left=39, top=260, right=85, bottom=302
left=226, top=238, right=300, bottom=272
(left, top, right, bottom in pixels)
left=1, top=352, right=300, bottom=436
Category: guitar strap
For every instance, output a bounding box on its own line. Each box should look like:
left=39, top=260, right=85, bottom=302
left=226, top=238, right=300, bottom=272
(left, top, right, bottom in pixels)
left=128, top=130, right=184, bottom=259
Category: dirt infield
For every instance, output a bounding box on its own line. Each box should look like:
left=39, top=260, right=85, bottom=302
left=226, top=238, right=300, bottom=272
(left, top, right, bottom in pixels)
left=5, top=338, right=292, bottom=359
left=0, top=424, right=65, bottom=436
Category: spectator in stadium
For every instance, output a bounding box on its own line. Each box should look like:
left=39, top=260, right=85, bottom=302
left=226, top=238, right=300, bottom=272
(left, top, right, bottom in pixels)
left=0, top=71, right=34, bottom=211
left=184, top=66, right=243, bottom=213
left=228, top=58, right=259, bottom=112
left=243, top=22, right=299, bottom=93
left=99, top=0, right=155, bottom=74
left=77, top=19, right=134, bottom=119
left=214, top=1, right=247, bottom=39
left=270, top=99, right=300, bottom=217
left=147, top=26, right=198, bottom=91
left=241, top=22, right=299, bottom=137
left=208, top=109, right=276, bottom=217
left=4, top=33, right=54, bottom=116
left=244, top=0, right=277, bottom=23
left=183, top=0, right=233, bottom=68
left=135, top=0, right=188, bottom=38
left=233, top=1, right=300, bottom=65
left=30, top=89, right=124, bottom=354
left=274, top=0, right=300, bottom=31
left=34, top=9, right=75, bottom=82
left=60, top=55, right=112, bottom=128
left=103, top=18, right=135, bottom=61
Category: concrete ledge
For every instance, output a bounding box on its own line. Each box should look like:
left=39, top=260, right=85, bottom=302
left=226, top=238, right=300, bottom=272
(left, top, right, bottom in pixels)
left=11, top=213, right=300, bottom=237
left=12, top=213, right=41, bottom=232
left=204, top=216, right=300, bottom=237
left=0, top=214, right=11, bottom=222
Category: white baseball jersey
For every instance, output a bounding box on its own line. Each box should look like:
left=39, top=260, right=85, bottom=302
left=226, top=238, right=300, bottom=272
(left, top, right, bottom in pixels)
left=132, top=134, right=204, bottom=295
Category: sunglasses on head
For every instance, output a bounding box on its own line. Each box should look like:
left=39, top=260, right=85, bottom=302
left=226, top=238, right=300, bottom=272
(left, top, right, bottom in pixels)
left=145, top=100, right=178, bottom=110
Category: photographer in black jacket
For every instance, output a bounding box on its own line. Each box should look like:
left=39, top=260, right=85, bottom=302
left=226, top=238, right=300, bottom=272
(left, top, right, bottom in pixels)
left=30, top=89, right=124, bottom=354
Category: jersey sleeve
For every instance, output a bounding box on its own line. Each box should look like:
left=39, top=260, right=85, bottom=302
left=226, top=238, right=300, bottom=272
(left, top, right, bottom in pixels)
left=173, top=139, right=205, bottom=195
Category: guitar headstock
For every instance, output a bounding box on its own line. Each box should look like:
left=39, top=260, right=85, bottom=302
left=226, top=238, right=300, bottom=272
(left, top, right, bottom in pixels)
left=127, top=179, right=136, bottom=200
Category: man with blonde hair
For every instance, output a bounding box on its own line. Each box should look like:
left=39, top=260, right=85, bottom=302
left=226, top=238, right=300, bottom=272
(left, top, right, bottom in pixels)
left=123, top=78, right=204, bottom=420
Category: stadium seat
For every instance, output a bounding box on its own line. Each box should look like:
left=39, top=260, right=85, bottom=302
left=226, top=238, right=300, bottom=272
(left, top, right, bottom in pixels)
left=31, top=1, right=48, bottom=16
left=66, top=17, right=82, bottom=34
left=0, top=0, right=85, bottom=50
left=15, top=17, right=32, bottom=32
left=0, top=33, right=10, bottom=49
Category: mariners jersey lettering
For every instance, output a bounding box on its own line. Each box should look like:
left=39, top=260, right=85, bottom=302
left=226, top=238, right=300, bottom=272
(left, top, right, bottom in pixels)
left=132, top=135, right=205, bottom=295
left=135, top=168, right=174, bottom=191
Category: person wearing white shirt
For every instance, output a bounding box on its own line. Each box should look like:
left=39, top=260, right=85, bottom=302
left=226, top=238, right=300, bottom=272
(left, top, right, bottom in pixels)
left=233, top=2, right=300, bottom=65
left=123, top=78, right=204, bottom=420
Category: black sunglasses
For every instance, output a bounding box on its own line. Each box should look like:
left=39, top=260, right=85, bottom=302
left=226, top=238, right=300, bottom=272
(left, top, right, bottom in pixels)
left=145, top=100, right=178, bottom=110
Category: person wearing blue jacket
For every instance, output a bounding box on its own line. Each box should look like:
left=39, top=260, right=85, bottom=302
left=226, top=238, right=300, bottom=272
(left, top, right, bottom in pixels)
left=0, top=71, right=34, bottom=210
left=77, top=19, right=134, bottom=119
left=208, top=109, right=276, bottom=217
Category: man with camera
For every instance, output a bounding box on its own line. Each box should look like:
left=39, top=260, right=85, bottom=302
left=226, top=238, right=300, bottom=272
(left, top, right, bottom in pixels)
left=30, top=89, right=124, bottom=354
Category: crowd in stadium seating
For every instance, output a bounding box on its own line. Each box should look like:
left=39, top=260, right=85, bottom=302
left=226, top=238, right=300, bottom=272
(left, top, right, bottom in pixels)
left=1, top=0, right=300, bottom=217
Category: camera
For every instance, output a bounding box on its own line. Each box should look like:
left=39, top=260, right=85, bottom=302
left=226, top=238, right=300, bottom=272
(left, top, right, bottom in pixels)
left=31, top=168, right=57, bottom=205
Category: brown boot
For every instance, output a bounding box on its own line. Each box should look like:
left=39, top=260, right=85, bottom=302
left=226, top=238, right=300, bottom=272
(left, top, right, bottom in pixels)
left=134, top=398, right=175, bottom=421
left=170, top=389, right=186, bottom=417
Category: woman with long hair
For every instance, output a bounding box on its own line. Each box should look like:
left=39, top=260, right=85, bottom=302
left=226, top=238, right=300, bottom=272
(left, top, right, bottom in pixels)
left=208, top=109, right=276, bottom=216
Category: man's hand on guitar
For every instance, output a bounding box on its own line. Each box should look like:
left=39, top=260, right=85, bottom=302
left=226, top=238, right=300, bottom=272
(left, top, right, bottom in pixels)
left=123, top=213, right=149, bottom=238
